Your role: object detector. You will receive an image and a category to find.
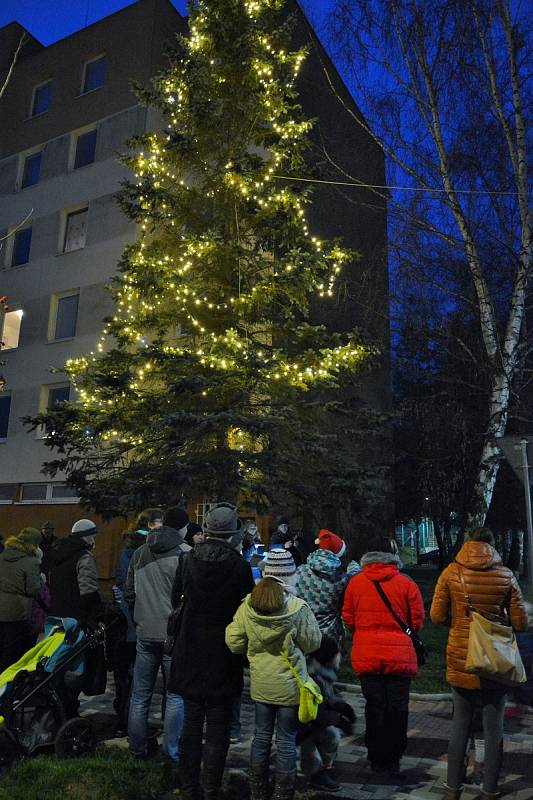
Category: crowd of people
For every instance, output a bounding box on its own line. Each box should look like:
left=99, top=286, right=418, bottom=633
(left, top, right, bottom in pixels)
left=0, top=508, right=532, bottom=800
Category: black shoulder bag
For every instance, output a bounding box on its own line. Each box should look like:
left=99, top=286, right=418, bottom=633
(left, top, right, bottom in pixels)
left=373, top=580, right=428, bottom=667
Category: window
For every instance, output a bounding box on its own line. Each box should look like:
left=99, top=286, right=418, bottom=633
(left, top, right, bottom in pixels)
left=51, top=484, right=78, bottom=500
left=20, top=483, right=47, bottom=502
left=0, top=484, right=16, bottom=503
left=47, top=384, right=70, bottom=409
left=0, top=393, right=11, bottom=439
left=63, top=208, right=88, bottom=252
left=21, top=152, right=42, bottom=189
left=74, top=129, right=97, bottom=169
left=82, top=56, right=105, bottom=94
left=11, top=228, right=32, bottom=267
left=19, top=482, right=79, bottom=503
left=1, top=309, right=23, bottom=350
left=50, top=292, right=79, bottom=340
left=31, top=81, right=51, bottom=116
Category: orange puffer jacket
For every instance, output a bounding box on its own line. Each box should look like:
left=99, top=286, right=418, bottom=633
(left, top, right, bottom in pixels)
left=430, top=541, right=528, bottom=690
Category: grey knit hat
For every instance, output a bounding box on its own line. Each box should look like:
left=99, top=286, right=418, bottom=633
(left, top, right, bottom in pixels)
left=71, top=518, right=98, bottom=537
left=203, top=502, right=243, bottom=538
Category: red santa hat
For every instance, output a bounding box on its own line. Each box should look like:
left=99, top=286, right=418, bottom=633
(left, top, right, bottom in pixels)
left=315, top=529, right=346, bottom=557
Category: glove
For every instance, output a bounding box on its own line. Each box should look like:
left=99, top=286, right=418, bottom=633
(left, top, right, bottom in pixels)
left=331, top=700, right=356, bottom=723
left=338, top=714, right=354, bottom=736
left=112, top=585, right=123, bottom=604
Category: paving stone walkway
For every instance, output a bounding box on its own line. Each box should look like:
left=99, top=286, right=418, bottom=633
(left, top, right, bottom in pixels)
left=81, top=677, right=533, bottom=800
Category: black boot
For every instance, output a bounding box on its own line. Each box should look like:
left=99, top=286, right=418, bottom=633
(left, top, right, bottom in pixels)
left=201, top=742, right=229, bottom=800
left=273, top=770, right=296, bottom=800
left=250, top=765, right=270, bottom=800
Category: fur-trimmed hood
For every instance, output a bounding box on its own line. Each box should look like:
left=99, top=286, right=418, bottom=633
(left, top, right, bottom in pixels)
left=360, top=551, right=402, bottom=567
left=3, top=537, right=39, bottom=558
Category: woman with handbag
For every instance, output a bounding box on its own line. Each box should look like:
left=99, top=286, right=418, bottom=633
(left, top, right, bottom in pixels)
left=341, top=550, right=425, bottom=778
left=430, top=527, right=528, bottom=800
left=226, top=576, right=322, bottom=800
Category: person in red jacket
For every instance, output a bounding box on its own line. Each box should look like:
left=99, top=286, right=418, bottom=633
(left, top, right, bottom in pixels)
left=342, top=551, right=425, bottom=777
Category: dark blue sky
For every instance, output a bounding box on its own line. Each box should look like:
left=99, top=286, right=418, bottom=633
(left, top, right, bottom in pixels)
left=0, top=0, right=329, bottom=47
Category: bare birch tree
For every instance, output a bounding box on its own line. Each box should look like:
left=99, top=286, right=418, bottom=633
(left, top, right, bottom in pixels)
left=0, top=32, right=27, bottom=102
left=323, top=0, right=532, bottom=527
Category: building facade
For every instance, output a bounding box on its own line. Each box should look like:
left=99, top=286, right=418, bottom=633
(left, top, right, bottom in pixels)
left=0, top=0, right=390, bottom=574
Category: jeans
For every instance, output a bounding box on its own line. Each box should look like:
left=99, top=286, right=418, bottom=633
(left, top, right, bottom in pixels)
left=300, top=726, right=341, bottom=777
left=128, top=639, right=184, bottom=760
left=230, top=694, right=242, bottom=738
left=251, top=702, right=299, bottom=773
left=359, top=674, right=411, bottom=768
left=447, top=684, right=507, bottom=793
left=179, top=696, right=233, bottom=800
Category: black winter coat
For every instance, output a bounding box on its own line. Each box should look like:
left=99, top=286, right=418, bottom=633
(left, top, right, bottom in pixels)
left=49, top=537, right=101, bottom=624
left=168, top=538, right=254, bottom=700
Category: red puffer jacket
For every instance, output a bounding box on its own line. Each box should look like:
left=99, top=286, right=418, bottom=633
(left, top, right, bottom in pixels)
left=342, top=552, right=425, bottom=676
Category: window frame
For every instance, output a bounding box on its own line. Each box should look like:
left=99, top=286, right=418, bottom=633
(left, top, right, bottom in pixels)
left=17, top=481, right=79, bottom=505
left=0, top=392, right=12, bottom=441
left=48, top=290, right=80, bottom=342
left=10, top=227, right=33, bottom=267
left=81, top=55, right=106, bottom=95
left=72, top=127, right=97, bottom=170
left=0, top=484, right=17, bottom=504
left=20, top=150, right=42, bottom=190
left=30, top=80, right=52, bottom=117
left=62, top=206, right=89, bottom=253
left=0, top=308, right=23, bottom=351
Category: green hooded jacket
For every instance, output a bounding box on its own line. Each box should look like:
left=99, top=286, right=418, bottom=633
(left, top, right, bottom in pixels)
left=0, top=541, right=43, bottom=622
left=226, top=593, right=321, bottom=705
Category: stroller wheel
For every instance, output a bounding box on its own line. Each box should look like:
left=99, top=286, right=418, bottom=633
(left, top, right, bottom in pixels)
left=54, top=718, right=95, bottom=757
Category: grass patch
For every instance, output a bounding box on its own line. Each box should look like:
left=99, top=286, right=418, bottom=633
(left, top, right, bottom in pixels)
left=339, top=566, right=449, bottom=693
left=0, top=746, right=176, bottom=800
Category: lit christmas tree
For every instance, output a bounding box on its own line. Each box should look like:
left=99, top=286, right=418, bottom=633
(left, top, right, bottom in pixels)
left=31, top=0, right=374, bottom=516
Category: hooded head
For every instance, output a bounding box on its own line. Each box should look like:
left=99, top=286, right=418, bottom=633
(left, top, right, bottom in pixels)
left=5, top=527, right=42, bottom=556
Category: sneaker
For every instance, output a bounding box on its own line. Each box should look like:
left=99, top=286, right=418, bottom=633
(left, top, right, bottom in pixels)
left=309, top=771, right=340, bottom=792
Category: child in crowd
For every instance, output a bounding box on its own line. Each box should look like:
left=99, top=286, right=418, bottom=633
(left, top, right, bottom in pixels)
left=226, top=576, right=321, bottom=800
left=299, top=635, right=355, bottom=792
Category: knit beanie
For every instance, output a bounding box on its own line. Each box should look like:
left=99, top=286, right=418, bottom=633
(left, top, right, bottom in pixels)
left=163, top=506, right=189, bottom=534
left=262, top=549, right=297, bottom=584
left=71, top=519, right=98, bottom=537
left=185, top=522, right=203, bottom=547
left=17, top=527, right=42, bottom=547
left=315, top=529, right=346, bottom=558
left=203, top=502, right=242, bottom=538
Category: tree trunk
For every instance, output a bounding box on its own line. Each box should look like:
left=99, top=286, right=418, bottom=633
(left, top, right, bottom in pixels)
left=467, top=368, right=511, bottom=528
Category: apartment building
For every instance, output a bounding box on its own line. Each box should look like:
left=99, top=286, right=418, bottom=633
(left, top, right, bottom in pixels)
left=0, top=0, right=390, bottom=574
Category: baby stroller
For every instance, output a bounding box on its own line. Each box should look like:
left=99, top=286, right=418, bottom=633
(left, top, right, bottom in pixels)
left=0, top=616, right=107, bottom=760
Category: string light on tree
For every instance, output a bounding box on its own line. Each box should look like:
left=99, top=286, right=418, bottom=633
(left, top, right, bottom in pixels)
left=32, top=0, right=374, bottom=515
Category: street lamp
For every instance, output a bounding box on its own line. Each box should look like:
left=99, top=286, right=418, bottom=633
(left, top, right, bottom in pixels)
left=499, top=436, right=533, bottom=590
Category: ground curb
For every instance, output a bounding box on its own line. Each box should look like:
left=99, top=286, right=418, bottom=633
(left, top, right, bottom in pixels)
left=337, top=681, right=452, bottom=702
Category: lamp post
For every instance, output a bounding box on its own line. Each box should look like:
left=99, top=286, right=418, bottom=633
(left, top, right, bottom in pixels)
left=519, top=439, right=533, bottom=591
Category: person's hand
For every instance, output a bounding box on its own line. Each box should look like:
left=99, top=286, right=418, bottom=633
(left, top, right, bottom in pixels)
left=331, top=700, right=356, bottom=722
